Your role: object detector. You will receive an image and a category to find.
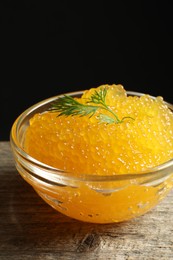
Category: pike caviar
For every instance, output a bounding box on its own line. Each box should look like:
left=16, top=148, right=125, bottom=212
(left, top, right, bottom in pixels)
left=24, top=84, right=173, bottom=175
left=20, top=84, right=173, bottom=223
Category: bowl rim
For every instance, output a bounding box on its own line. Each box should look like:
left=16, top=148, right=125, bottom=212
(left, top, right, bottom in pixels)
left=10, top=90, right=173, bottom=183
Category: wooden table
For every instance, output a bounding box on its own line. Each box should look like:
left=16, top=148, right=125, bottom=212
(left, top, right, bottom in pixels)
left=1, top=141, right=173, bottom=260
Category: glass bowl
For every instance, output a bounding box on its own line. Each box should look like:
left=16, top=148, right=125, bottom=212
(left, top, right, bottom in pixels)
left=10, top=90, right=173, bottom=224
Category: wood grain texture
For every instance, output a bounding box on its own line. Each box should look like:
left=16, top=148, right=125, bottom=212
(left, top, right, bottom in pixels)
left=0, top=141, right=173, bottom=260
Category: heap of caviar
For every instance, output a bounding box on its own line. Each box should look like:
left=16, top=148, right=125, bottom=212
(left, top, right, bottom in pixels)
left=24, top=84, right=173, bottom=175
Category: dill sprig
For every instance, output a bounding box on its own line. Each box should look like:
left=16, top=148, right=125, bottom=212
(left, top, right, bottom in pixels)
left=50, top=95, right=98, bottom=118
left=49, top=88, right=134, bottom=124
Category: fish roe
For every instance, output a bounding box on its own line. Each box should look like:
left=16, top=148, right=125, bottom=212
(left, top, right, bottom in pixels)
left=24, top=84, right=173, bottom=175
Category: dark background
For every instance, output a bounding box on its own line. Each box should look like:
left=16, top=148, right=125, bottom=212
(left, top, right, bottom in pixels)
left=1, top=2, right=172, bottom=141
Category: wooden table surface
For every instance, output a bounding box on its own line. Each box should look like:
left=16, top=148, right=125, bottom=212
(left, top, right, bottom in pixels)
left=1, top=141, right=173, bottom=260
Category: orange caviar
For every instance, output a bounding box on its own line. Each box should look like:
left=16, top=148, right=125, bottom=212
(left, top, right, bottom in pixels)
left=22, top=84, right=173, bottom=223
left=24, top=84, right=173, bottom=175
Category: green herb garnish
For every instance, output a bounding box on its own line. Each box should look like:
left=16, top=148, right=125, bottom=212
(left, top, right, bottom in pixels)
left=49, top=88, right=134, bottom=124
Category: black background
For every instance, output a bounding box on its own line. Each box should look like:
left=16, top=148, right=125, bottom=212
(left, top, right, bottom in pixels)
left=1, top=2, right=172, bottom=141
